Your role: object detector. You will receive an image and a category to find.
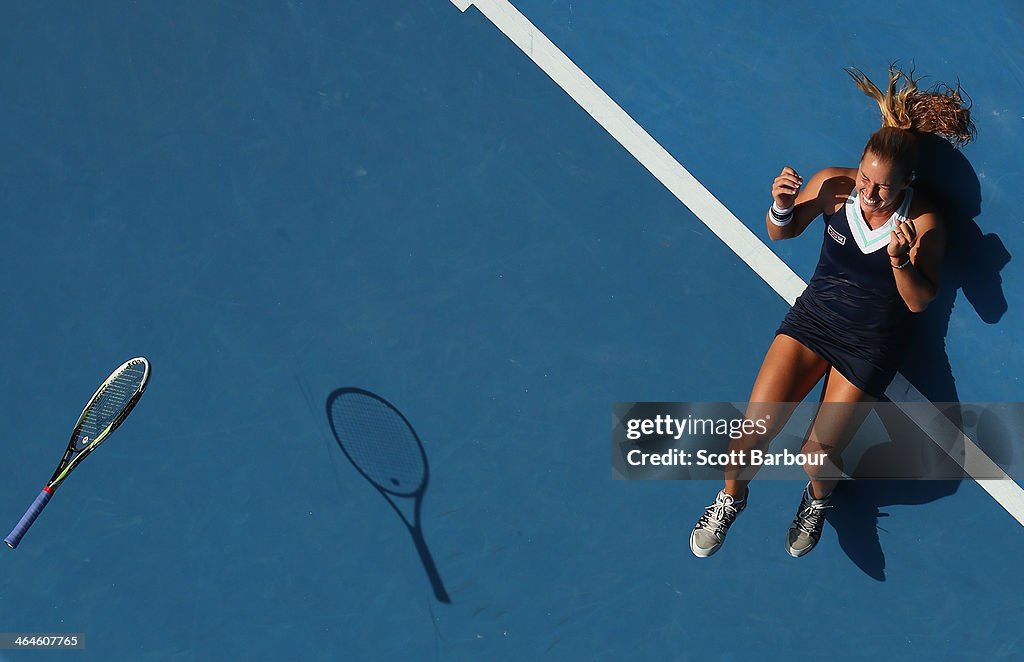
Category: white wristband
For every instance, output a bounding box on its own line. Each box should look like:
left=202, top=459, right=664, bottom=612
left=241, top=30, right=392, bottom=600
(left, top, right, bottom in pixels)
left=769, top=202, right=794, bottom=227
left=771, top=201, right=794, bottom=216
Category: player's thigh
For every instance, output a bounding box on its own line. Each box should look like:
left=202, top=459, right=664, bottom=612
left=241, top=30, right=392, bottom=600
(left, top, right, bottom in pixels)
left=749, top=335, right=830, bottom=402
left=803, top=366, right=876, bottom=453
left=745, top=334, right=830, bottom=428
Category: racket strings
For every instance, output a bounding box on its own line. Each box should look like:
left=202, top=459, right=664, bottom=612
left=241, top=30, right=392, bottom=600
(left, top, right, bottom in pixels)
left=331, top=394, right=426, bottom=492
left=75, top=361, right=147, bottom=446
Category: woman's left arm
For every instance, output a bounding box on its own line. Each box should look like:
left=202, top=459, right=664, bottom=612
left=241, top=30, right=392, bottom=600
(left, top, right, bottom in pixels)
left=888, top=207, right=944, bottom=313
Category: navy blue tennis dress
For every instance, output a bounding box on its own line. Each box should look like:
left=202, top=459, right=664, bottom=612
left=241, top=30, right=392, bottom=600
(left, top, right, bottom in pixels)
left=776, top=188, right=915, bottom=397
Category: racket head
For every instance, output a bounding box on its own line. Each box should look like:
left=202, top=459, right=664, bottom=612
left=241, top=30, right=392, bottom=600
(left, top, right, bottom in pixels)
left=50, top=357, right=151, bottom=485
left=326, top=388, right=428, bottom=497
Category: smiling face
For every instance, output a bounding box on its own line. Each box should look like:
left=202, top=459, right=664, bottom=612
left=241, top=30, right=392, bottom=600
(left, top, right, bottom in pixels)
left=857, top=151, right=911, bottom=216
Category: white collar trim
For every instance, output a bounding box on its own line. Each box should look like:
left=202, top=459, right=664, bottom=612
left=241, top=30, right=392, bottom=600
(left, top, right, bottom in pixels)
left=846, top=189, right=913, bottom=255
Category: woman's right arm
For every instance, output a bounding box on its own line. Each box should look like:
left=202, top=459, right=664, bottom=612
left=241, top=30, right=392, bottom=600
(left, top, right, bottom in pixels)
left=765, top=167, right=848, bottom=241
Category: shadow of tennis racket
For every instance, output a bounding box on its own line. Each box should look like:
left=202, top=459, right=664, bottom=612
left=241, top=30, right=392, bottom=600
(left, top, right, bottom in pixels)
left=326, top=387, right=450, bottom=604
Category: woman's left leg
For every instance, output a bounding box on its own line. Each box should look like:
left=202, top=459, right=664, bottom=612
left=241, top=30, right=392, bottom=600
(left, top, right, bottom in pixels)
left=786, top=366, right=876, bottom=557
left=803, top=367, right=876, bottom=496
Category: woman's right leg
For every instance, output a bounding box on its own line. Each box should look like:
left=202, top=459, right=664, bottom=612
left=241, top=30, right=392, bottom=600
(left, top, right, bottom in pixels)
left=690, top=334, right=828, bottom=558
left=723, top=334, right=831, bottom=497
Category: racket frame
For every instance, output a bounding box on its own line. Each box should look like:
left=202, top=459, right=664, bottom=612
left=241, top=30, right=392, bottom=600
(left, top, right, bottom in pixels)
left=47, top=357, right=150, bottom=489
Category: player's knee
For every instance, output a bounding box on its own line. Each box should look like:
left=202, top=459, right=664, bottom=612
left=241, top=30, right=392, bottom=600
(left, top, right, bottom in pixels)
left=802, top=451, right=844, bottom=482
left=731, top=425, right=777, bottom=453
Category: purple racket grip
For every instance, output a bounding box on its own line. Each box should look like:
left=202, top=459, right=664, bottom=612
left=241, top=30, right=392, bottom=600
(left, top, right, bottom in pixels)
left=5, top=488, right=53, bottom=549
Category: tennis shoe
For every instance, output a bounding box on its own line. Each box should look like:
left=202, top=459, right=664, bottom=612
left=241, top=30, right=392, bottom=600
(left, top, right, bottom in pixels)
left=690, top=489, right=747, bottom=558
left=786, top=483, right=832, bottom=557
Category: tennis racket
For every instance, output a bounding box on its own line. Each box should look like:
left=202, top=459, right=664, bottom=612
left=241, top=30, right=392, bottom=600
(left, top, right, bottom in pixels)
left=326, top=387, right=450, bottom=603
left=5, top=357, right=151, bottom=549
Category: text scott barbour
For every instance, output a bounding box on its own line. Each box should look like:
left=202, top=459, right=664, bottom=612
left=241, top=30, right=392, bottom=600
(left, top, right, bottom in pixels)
left=626, top=448, right=824, bottom=467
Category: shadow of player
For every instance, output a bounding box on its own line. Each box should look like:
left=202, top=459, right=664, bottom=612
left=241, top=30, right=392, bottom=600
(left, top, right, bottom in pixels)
left=827, top=133, right=1011, bottom=582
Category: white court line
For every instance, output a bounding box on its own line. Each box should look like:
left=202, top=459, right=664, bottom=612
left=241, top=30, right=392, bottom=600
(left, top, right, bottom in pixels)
left=451, top=0, right=1024, bottom=526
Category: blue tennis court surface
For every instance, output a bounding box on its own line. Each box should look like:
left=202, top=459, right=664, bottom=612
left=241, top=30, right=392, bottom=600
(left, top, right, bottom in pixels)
left=1, top=1, right=1021, bottom=659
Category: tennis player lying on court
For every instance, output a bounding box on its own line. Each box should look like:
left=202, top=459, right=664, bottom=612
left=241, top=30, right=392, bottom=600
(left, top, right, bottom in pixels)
left=690, top=65, right=975, bottom=558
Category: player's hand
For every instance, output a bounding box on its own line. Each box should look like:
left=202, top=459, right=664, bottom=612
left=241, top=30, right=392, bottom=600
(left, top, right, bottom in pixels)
left=771, top=167, right=803, bottom=209
left=888, top=219, right=917, bottom=258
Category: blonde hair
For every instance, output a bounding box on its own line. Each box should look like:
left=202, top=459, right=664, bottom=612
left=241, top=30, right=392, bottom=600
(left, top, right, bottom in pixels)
left=846, top=64, right=975, bottom=146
